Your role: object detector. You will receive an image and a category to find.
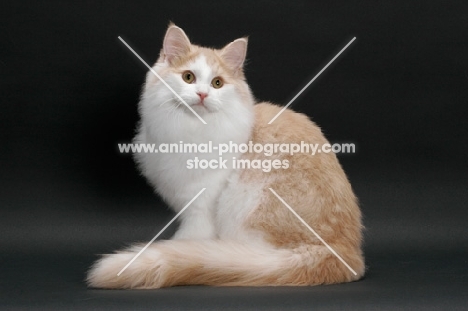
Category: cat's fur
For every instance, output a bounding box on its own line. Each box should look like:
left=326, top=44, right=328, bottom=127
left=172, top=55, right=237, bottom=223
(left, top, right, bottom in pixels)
left=87, top=24, right=364, bottom=288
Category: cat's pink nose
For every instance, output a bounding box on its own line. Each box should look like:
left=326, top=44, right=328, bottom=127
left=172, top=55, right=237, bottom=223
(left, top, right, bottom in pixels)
left=197, top=92, right=208, bottom=101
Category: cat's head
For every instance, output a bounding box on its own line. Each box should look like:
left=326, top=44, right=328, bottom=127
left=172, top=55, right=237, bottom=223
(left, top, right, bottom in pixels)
left=143, top=24, right=254, bottom=118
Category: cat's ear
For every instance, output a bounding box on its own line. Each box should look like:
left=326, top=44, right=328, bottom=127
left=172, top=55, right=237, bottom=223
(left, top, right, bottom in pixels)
left=162, top=24, right=191, bottom=65
left=221, top=38, right=248, bottom=72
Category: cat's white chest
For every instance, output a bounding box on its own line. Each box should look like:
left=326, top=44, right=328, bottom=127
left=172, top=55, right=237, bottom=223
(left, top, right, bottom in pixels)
left=135, top=123, right=235, bottom=210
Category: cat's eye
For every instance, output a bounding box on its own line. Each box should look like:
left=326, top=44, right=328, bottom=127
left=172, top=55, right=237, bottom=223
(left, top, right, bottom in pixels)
left=211, top=77, right=224, bottom=89
left=182, top=71, right=195, bottom=84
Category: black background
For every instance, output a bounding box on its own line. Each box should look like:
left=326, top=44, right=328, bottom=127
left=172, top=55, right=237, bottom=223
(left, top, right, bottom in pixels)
left=1, top=1, right=467, bottom=310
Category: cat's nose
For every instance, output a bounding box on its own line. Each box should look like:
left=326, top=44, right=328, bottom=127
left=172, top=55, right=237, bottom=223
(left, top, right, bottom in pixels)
left=197, top=92, right=208, bottom=101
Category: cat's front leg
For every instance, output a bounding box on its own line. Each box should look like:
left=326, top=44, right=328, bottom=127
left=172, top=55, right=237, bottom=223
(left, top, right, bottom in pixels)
left=165, top=172, right=228, bottom=240
left=172, top=201, right=217, bottom=239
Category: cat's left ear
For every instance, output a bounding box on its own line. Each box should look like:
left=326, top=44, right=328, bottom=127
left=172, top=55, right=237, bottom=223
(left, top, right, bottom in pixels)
left=221, top=38, right=248, bottom=72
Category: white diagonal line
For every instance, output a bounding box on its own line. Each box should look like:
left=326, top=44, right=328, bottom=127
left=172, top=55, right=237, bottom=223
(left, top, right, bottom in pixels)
left=269, top=188, right=357, bottom=276
left=268, top=37, right=356, bottom=124
left=117, top=188, right=206, bottom=276
left=118, top=36, right=207, bottom=125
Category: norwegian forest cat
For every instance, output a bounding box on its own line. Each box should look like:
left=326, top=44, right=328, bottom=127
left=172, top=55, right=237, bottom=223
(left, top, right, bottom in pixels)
left=87, top=24, right=364, bottom=288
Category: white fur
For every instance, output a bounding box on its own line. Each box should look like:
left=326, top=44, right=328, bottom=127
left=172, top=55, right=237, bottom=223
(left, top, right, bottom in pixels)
left=216, top=169, right=267, bottom=243
left=134, top=54, right=255, bottom=239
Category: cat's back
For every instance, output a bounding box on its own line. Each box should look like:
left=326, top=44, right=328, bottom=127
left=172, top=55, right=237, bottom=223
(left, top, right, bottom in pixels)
left=251, top=102, right=328, bottom=146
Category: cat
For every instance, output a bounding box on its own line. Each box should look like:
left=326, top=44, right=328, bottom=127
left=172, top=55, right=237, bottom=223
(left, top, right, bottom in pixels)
left=86, top=23, right=365, bottom=288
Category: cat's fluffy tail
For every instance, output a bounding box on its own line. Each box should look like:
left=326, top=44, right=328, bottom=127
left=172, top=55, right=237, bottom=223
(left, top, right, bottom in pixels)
left=87, top=240, right=364, bottom=289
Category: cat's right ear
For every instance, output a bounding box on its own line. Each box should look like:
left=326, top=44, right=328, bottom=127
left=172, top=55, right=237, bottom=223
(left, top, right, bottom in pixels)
left=162, top=24, right=191, bottom=65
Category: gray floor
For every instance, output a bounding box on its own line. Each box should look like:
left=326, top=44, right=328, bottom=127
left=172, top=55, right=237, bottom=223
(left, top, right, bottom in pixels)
left=2, top=161, right=467, bottom=310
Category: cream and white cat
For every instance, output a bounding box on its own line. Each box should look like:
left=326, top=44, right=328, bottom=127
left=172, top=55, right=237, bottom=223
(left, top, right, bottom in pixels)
left=87, top=24, right=364, bottom=288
